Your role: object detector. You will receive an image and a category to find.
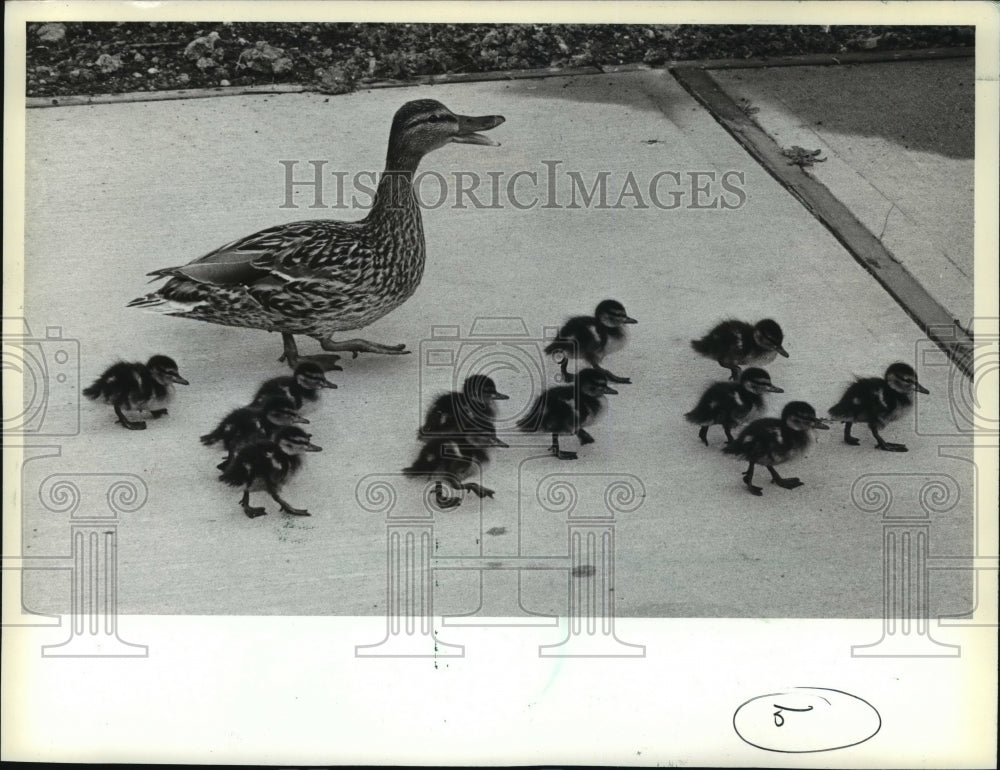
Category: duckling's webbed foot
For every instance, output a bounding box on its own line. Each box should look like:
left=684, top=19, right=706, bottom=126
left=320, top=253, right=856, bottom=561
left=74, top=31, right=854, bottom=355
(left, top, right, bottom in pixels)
left=550, top=435, right=578, bottom=460
left=742, top=463, right=763, bottom=496
left=240, top=490, right=267, bottom=519
left=843, top=422, right=861, bottom=446
left=462, top=482, right=494, bottom=499
left=319, top=337, right=409, bottom=359
left=576, top=428, right=595, bottom=445
left=870, top=425, right=908, bottom=452
left=114, top=404, right=147, bottom=431
left=768, top=466, right=803, bottom=489
left=433, top=481, right=462, bottom=509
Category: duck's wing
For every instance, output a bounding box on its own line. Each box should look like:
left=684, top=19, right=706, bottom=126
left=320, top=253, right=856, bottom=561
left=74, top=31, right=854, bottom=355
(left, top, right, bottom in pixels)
left=147, top=220, right=370, bottom=288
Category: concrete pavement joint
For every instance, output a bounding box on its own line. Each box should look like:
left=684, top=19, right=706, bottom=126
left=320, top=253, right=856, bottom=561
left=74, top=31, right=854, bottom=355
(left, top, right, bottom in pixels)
left=670, top=65, right=975, bottom=380
left=25, top=46, right=973, bottom=109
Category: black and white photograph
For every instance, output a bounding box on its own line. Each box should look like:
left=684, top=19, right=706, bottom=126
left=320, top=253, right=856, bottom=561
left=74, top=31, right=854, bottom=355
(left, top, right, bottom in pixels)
left=3, top=1, right=997, bottom=765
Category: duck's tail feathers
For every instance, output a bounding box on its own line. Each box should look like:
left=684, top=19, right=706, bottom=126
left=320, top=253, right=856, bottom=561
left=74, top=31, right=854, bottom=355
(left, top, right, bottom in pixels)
left=218, top=463, right=245, bottom=487
left=690, top=336, right=710, bottom=355
left=81, top=380, right=104, bottom=400
left=200, top=429, right=222, bottom=446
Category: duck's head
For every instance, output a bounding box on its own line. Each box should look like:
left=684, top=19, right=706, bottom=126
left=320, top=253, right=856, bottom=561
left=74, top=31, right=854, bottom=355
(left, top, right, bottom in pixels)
left=462, top=374, right=509, bottom=404
left=147, top=355, right=189, bottom=385
left=781, top=401, right=830, bottom=432
left=578, top=368, right=619, bottom=397
left=387, top=99, right=504, bottom=168
left=274, top=425, right=323, bottom=454
left=596, top=299, right=638, bottom=327
left=294, top=361, right=338, bottom=390
left=885, top=362, right=929, bottom=394
left=261, top=395, right=309, bottom=426
left=740, top=367, right=784, bottom=394
left=753, top=319, right=789, bottom=357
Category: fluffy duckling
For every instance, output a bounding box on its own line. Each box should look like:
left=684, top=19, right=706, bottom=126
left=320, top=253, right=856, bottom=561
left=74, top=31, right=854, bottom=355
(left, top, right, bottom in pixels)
left=724, top=401, right=830, bottom=496
left=219, top=425, right=322, bottom=518
left=685, top=367, right=784, bottom=445
left=517, top=368, right=618, bottom=460
left=419, top=374, right=509, bottom=439
left=544, top=299, right=637, bottom=383
left=828, top=362, right=929, bottom=452
left=252, top=361, right=338, bottom=414
left=403, top=432, right=509, bottom=509
left=691, top=319, right=788, bottom=380
left=201, top=395, right=309, bottom=469
left=83, top=354, right=189, bottom=430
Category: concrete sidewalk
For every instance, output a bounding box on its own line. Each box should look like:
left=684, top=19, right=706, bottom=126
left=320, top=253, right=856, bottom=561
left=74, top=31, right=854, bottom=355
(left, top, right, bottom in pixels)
left=18, top=63, right=976, bottom=620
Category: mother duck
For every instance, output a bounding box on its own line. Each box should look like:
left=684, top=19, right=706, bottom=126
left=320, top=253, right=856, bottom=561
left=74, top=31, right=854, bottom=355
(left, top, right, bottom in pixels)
left=129, top=100, right=504, bottom=368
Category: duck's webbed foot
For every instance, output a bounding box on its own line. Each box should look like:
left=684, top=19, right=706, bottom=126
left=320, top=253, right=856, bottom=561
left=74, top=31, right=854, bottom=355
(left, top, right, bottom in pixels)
left=279, top=333, right=344, bottom=371
left=319, top=337, right=409, bottom=359
left=114, top=404, right=147, bottom=431
left=576, top=428, right=595, bottom=445
left=241, top=490, right=266, bottom=519
left=550, top=434, right=578, bottom=460
left=768, top=466, right=803, bottom=489
left=871, top=425, right=908, bottom=452
left=742, top=463, right=763, bottom=496
left=433, top=481, right=462, bottom=509
left=462, top=482, right=495, bottom=499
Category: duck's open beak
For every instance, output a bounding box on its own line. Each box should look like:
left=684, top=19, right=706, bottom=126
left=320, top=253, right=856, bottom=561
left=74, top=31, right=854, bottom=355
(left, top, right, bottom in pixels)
left=776, top=345, right=790, bottom=358
left=451, top=113, right=505, bottom=146
left=171, top=374, right=190, bottom=385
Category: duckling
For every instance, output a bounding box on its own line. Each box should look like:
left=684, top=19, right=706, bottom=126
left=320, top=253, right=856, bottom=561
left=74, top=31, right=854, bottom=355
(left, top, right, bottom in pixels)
left=544, top=299, right=638, bottom=384
left=723, top=401, right=830, bottom=496
left=403, top=432, right=509, bottom=509
left=828, top=362, right=929, bottom=452
left=691, top=319, right=789, bottom=380
left=685, top=367, right=785, bottom=445
left=419, top=374, right=509, bottom=439
left=252, top=361, right=338, bottom=414
left=82, top=354, right=189, bottom=430
left=129, top=99, right=505, bottom=370
left=201, top=395, right=309, bottom=470
left=517, top=368, right=618, bottom=460
left=219, top=425, right=322, bottom=518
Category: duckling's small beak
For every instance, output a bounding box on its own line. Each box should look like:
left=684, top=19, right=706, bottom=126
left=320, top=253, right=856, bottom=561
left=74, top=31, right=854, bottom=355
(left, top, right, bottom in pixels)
left=602, top=385, right=619, bottom=395
left=320, top=378, right=338, bottom=388
left=304, top=443, right=323, bottom=452
left=624, top=316, right=638, bottom=324
left=776, top=346, right=790, bottom=358
left=915, top=382, right=930, bottom=394
left=451, top=113, right=505, bottom=146
left=813, top=418, right=832, bottom=430
left=765, top=384, right=785, bottom=393
left=171, top=374, right=190, bottom=385
left=491, top=392, right=510, bottom=400
left=293, top=415, right=310, bottom=425
left=491, top=436, right=510, bottom=448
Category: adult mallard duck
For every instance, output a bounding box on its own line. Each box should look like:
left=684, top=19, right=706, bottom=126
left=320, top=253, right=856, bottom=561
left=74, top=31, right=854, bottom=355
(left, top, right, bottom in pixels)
left=129, top=100, right=505, bottom=369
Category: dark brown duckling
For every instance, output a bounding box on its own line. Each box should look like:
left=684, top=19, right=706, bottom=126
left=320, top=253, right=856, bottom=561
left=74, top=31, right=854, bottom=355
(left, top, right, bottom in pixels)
left=201, top=394, right=308, bottom=470
left=829, top=362, right=929, bottom=452
left=403, top=432, right=508, bottom=509
left=691, top=318, right=788, bottom=380
left=83, top=354, right=189, bottom=430
left=252, top=361, right=338, bottom=414
left=419, top=374, right=509, bottom=439
left=544, top=299, right=637, bottom=384
left=218, top=425, right=322, bottom=518
left=685, top=367, right=784, bottom=445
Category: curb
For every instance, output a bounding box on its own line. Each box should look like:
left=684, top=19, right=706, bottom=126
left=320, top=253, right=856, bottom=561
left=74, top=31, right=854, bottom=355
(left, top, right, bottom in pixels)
left=670, top=65, right=975, bottom=379
left=26, top=46, right=973, bottom=109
